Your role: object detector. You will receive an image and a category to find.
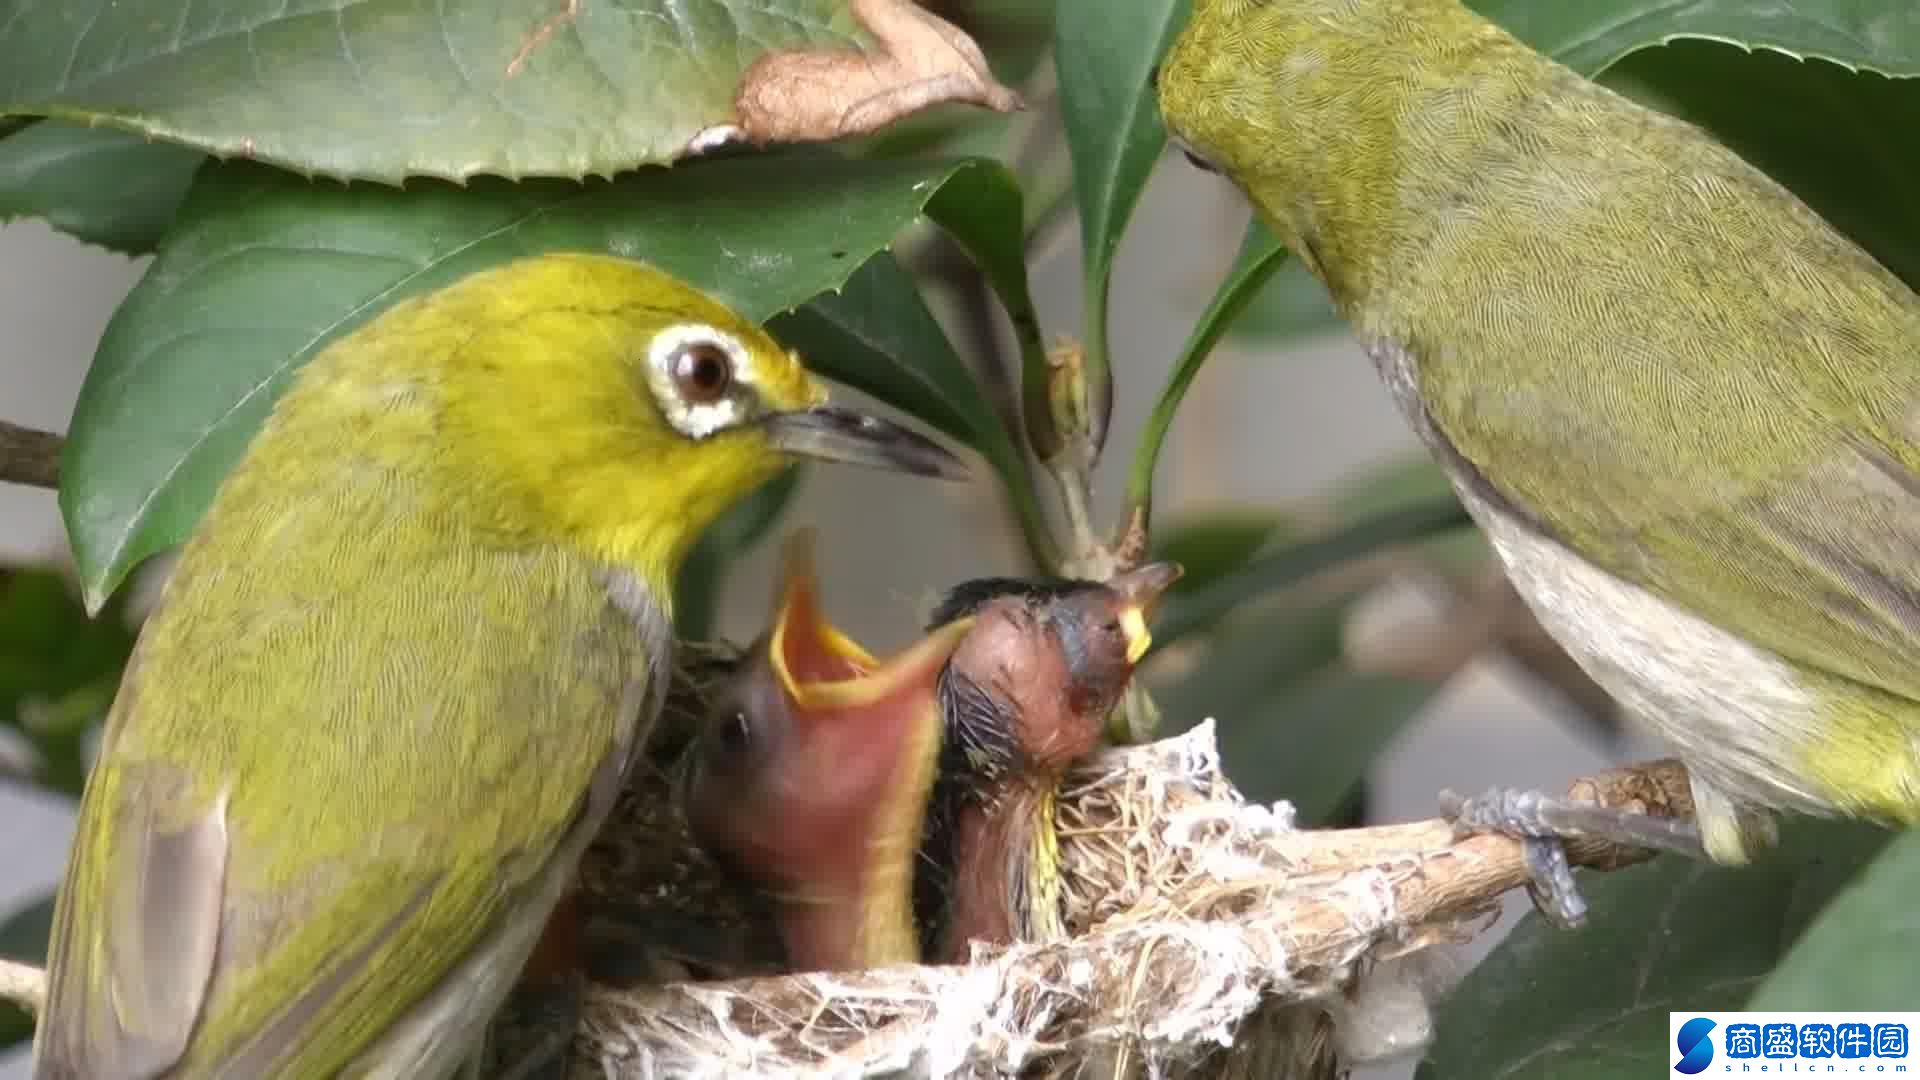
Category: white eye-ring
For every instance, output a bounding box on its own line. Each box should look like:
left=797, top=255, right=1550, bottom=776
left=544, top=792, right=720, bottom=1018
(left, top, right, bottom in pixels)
left=646, top=323, right=758, bottom=439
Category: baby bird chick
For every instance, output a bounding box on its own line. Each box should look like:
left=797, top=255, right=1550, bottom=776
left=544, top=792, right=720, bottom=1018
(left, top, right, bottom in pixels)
left=683, top=531, right=973, bottom=972
left=917, top=563, right=1182, bottom=962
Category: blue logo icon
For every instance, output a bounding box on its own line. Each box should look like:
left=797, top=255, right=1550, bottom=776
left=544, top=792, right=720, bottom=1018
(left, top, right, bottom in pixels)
left=1675, top=1017, right=1716, bottom=1075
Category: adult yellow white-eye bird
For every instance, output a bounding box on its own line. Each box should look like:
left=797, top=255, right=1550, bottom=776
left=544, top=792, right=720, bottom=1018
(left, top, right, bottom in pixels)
left=1156, top=0, right=1920, bottom=921
left=684, top=530, right=971, bottom=972
left=32, top=252, right=964, bottom=1078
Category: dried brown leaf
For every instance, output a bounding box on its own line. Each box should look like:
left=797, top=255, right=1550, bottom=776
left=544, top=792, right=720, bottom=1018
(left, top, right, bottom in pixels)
left=724, top=0, right=1023, bottom=147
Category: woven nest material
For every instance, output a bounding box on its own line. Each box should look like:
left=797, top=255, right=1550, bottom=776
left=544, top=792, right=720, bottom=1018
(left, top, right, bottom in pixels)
left=0, top=647, right=1683, bottom=1078
left=567, top=707, right=1688, bottom=1079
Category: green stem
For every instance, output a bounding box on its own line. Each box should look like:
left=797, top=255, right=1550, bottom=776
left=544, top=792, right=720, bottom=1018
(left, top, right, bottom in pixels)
left=1127, top=228, right=1291, bottom=535
left=1081, top=272, right=1115, bottom=462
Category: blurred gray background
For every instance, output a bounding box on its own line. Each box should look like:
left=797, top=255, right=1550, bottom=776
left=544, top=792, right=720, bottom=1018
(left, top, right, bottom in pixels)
left=0, top=156, right=1651, bottom=1078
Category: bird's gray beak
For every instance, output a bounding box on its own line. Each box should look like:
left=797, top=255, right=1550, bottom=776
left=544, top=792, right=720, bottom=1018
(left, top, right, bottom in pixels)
left=1109, top=561, right=1185, bottom=664
left=762, top=407, right=969, bottom=481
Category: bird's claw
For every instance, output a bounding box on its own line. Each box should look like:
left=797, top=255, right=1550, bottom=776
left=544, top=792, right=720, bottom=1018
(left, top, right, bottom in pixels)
left=1518, top=835, right=1587, bottom=929
left=1440, top=784, right=1710, bottom=929
left=1439, top=787, right=1588, bottom=929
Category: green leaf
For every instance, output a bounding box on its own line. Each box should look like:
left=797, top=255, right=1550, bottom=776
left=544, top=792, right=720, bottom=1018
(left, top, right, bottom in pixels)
left=1148, top=510, right=1301, bottom=598
left=770, top=253, right=1053, bottom=566
left=1150, top=497, right=1474, bottom=651
left=1747, top=828, right=1920, bottom=1009
left=1128, top=221, right=1287, bottom=518
left=1471, top=0, right=1920, bottom=80
left=1226, top=672, right=1434, bottom=826
left=0, top=0, right=883, bottom=183
left=952, top=0, right=1058, bottom=87
left=674, top=465, right=805, bottom=644
left=60, top=152, right=1015, bottom=608
left=0, top=569, right=135, bottom=795
left=0, top=120, right=203, bottom=255
left=1329, top=456, right=1490, bottom=574
left=774, top=255, right=1005, bottom=468
left=0, top=891, right=56, bottom=1050
left=1420, top=820, right=1889, bottom=1080
left=1053, top=0, right=1191, bottom=449
left=1158, top=596, right=1354, bottom=731
left=0, top=891, right=54, bottom=964
left=922, top=165, right=1047, bottom=416
left=1156, top=592, right=1434, bottom=827
left=1225, top=254, right=1342, bottom=344
left=922, top=174, right=1059, bottom=568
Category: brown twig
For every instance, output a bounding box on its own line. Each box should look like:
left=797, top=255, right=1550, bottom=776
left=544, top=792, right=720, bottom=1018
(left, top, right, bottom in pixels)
left=0, top=957, right=43, bottom=1017
left=0, top=420, right=62, bottom=489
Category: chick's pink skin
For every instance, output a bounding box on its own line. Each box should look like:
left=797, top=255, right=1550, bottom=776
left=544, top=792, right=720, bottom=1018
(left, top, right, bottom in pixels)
left=931, top=563, right=1181, bottom=961
left=684, top=538, right=968, bottom=971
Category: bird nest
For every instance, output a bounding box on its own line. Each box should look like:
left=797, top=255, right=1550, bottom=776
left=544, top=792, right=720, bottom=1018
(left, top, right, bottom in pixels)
left=0, top=657, right=1684, bottom=1079
left=567, top=700, right=1688, bottom=1079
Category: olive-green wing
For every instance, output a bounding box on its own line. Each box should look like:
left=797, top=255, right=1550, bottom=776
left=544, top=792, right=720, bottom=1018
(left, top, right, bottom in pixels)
left=35, top=524, right=655, bottom=1079
left=1384, top=120, right=1920, bottom=705
left=1387, top=310, right=1920, bottom=707
left=1430, top=366, right=1920, bottom=704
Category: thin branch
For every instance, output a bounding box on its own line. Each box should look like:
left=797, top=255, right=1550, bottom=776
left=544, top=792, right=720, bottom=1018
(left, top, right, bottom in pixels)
left=0, top=420, right=63, bottom=489
left=0, top=956, right=43, bottom=1017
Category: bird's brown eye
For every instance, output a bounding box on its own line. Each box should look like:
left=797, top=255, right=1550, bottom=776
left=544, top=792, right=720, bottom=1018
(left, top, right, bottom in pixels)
left=670, top=341, right=734, bottom=404
left=719, top=710, right=753, bottom=754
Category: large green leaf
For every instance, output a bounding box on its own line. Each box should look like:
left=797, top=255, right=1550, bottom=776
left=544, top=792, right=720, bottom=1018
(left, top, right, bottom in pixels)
left=1053, top=0, right=1190, bottom=451
left=60, top=152, right=1025, bottom=608
left=1155, top=592, right=1409, bottom=823
left=0, top=1, right=879, bottom=183
left=922, top=166, right=1058, bottom=564
left=1148, top=510, right=1301, bottom=599
left=1156, top=588, right=1433, bottom=826
left=1473, top=0, right=1920, bottom=79
left=1150, top=497, right=1474, bottom=651
left=0, top=121, right=203, bottom=255
left=770, top=253, right=1053, bottom=566
left=1747, top=828, right=1920, bottom=1009
left=1328, top=456, right=1490, bottom=574
left=1229, top=672, right=1433, bottom=826
left=0, top=569, right=136, bottom=796
left=1224, top=253, right=1342, bottom=345
left=1419, top=820, right=1890, bottom=1080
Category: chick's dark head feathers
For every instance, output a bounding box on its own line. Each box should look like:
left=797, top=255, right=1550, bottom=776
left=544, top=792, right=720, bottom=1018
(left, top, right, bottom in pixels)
left=926, top=575, right=1102, bottom=631
left=929, top=563, right=1183, bottom=753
